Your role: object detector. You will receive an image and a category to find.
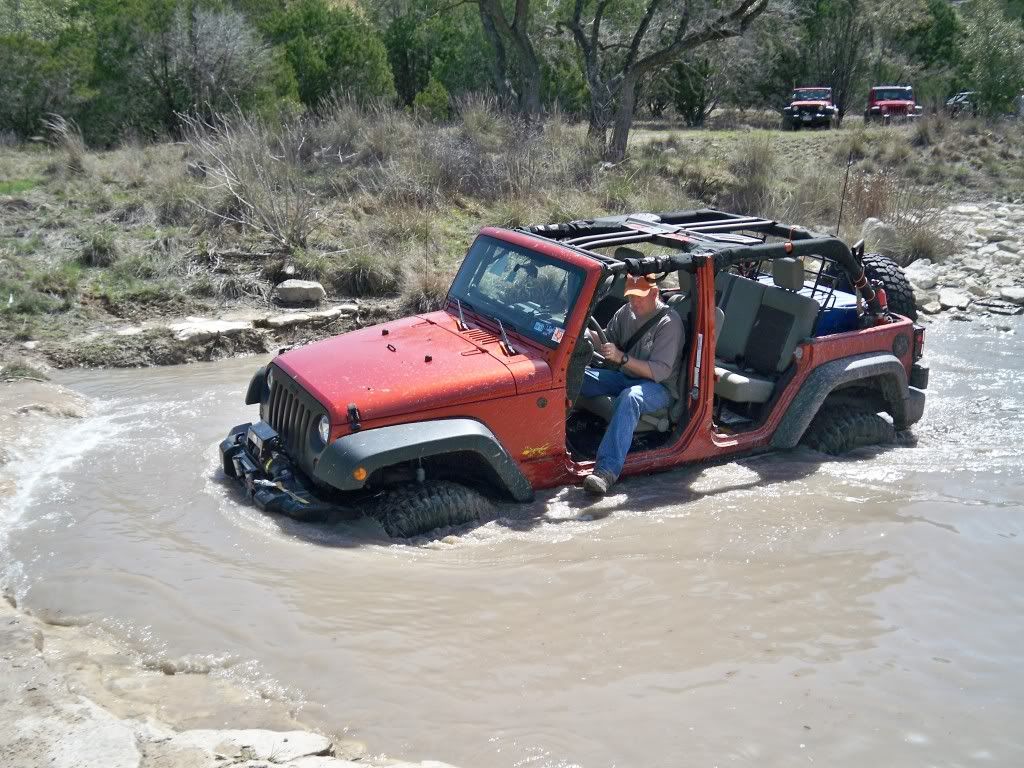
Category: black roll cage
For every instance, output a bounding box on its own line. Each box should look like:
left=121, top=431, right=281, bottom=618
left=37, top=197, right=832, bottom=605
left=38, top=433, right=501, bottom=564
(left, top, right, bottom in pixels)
left=523, top=208, right=884, bottom=315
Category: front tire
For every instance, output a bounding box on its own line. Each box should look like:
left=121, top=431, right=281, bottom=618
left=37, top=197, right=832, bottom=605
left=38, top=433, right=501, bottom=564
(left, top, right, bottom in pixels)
left=801, top=404, right=896, bottom=455
left=371, top=481, right=492, bottom=538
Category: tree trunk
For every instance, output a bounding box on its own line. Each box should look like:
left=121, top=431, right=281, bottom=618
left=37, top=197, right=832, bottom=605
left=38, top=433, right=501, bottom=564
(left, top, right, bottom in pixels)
left=607, top=76, right=638, bottom=162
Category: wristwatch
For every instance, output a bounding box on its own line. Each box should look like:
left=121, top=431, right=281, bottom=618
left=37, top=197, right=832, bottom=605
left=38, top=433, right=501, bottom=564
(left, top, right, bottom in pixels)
left=621, top=353, right=630, bottom=366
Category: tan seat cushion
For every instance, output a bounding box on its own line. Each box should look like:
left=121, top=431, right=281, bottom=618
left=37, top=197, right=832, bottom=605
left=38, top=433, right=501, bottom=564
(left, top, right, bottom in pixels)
left=714, top=365, right=775, bottom=404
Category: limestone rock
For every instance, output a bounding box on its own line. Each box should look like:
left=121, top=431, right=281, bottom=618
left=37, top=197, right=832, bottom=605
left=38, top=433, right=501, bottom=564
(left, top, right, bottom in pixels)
left=169, top=729, right=333, bottom=763
left=921, top=301, right=943, bottom=315
left=1000, top=286, right=1024, bottom=305
left=861, top=218, right=898, bottom=254
left=904, top=260, right=937, bottom=289
left=275, top=279, right=326, bottom=306
left=167, top=319, right=253, bottom=343
left=939, top=289, right=972, bottom=310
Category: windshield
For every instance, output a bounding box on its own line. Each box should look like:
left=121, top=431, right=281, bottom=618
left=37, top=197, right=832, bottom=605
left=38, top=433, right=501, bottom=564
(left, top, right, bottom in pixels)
left=873, top=87, right=913, bottom=101
left=449, top=235, right=585, bottom=348
left=793, top=88, right=830, bottom=101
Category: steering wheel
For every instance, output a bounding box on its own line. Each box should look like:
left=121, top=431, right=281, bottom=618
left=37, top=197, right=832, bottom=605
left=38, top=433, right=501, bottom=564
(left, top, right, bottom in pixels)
left=587, top=316, right=610, bottom=367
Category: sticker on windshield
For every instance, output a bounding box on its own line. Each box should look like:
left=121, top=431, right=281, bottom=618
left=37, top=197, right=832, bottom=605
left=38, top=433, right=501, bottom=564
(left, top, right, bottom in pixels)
left=551, top=328, right=564, bottom=343
left=533, top=321, right=545, bottom=333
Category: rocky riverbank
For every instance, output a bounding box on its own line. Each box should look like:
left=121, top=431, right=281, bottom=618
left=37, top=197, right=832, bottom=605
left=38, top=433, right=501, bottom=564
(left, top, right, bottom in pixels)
left=903, top=201, right=1024, bottom=319
left=0, top=379, right=456, bottom=768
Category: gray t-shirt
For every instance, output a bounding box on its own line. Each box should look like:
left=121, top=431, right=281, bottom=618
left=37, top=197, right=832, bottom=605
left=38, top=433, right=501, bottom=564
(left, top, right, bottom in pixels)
left=606, top=301, right=685, bottom=389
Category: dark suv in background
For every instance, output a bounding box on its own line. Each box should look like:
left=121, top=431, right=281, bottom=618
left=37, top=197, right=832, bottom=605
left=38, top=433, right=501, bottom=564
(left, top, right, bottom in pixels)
left=782, top=87, right=838, bottom=130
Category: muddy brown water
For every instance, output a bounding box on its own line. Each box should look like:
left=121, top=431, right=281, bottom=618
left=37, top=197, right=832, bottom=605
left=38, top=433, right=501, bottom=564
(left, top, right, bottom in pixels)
left=2, top=318, right=1023, bottom=767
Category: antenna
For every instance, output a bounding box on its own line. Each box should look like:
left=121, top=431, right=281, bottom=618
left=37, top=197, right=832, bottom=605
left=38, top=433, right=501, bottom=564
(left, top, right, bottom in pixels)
left=835, top=148, right=854, bottom=237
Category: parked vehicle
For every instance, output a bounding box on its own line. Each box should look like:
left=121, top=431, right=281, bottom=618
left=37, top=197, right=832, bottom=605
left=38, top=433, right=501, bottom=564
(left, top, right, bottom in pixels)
left=864, top=85, right=923, bottom=124
left=782, top=87, right=838, bottom=130
left=221, top=210, right=928, bottom=538
left=945, top=91, right=978, bottom=118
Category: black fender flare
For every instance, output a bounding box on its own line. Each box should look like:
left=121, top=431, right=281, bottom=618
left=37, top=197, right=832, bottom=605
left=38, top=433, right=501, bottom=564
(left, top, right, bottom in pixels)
left=245, top=366, right=268, bottom=405
left=771, top=353, right=925, bottom=449
left=313, top=418, right=535, bottom=502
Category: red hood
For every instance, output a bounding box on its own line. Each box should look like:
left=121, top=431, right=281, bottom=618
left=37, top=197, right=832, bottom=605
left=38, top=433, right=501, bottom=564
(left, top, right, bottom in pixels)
left=791, top=100, right=832, bottom=108
left=274, top=312, right=518, bottom=424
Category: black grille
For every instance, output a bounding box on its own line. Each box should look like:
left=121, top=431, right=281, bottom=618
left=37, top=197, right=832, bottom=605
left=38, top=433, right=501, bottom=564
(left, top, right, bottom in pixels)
left=264, top=369, right=326, bottom=470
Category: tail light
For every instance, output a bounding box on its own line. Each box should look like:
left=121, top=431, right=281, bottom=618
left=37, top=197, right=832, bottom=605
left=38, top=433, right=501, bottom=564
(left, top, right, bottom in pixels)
left=913, top=325, right=925, bottom=360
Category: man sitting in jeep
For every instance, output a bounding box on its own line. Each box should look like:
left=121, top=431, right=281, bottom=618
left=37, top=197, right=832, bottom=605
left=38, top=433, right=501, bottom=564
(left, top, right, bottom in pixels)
left=580, top=273, right=684, bottom=495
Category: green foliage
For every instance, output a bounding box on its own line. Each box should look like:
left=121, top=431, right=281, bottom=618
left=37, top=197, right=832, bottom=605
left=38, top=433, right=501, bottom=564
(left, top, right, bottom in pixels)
left=265, top=0, right=395, bottom=108
left=958, top=0, right=1024, bottom=116
left=413, top=75, right=451, bottom=121
left=0, top=179, right=38, bottom=194
left=0, top=33, right=93, bottom=138
left=385, top=8, right=492, bottom=108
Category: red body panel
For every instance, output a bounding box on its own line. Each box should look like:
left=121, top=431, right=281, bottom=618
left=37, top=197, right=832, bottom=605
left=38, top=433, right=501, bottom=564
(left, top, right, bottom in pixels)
left=270, top=227, right=920, bottom=495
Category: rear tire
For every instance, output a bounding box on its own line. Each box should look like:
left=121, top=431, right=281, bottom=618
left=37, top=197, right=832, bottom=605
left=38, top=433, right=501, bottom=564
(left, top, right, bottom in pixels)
left=371, top=481, right=492, bottom=538
left=861, top=252, right=917, bottom=320
left=801, top=404, right=896, bottom=455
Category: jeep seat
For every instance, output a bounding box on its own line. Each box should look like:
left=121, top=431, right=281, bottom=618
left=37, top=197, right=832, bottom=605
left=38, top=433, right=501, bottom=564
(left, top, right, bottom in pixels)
left=714, top=258, right=819, bottom=404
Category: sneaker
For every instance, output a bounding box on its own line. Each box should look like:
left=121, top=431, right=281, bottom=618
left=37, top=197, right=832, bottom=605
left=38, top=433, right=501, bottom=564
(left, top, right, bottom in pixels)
left=583, top=469, right=616, bottom=495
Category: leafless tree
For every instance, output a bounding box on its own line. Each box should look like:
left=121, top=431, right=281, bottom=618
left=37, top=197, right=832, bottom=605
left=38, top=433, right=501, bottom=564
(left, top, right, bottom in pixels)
left=136, top=6, right=272, bottom=132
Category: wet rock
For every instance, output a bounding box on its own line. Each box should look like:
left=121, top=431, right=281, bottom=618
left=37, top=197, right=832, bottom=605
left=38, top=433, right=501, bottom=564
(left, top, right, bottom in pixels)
left=974, top=298, right=1024, bottom=316
left=275, top=280, right=326, bottom=307
left=257, top=305, right=355, bottom=330
left=1000, top=286, right=1024, bottom=305
left=167, top=318, right=253, bottom=343
left=939, top=289, right=972, bottom=310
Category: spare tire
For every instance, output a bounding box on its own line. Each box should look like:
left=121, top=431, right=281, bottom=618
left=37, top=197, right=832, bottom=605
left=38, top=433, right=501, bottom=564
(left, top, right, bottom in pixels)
left=371, top=481, right=492, bottom=538
left=861, top=252, right=917, bottom=320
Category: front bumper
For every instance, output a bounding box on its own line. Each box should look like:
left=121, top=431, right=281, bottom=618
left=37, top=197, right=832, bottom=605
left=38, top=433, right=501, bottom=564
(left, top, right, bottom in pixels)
left=219, top=422, right=356, bottom=522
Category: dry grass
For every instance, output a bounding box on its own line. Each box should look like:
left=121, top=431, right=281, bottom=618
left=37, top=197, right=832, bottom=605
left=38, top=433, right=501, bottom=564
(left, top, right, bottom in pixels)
left=182, top=114, right=321, bottom=250
left=43, top=115, right=88, bottom=176
left=398, top=269, right=452, bottom=314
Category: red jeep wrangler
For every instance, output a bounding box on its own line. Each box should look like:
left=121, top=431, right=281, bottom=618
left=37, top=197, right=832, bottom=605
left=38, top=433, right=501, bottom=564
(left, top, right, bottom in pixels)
left=782, top=87, right=837, bottom=130
left=221, top=210, right=928, bottom=538
left=865, top=85, right=923, bottom=124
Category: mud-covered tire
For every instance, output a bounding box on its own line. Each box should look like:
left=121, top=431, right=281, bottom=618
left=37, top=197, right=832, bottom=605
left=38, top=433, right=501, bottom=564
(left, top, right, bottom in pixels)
left=371, top=481, right=492, bottom=538
left=800, top=404, right=896, bottom=455
left=861, top=252, right=917, bottom=320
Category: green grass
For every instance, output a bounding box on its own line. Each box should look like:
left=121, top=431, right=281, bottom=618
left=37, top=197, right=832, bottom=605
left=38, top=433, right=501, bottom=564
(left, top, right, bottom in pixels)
left=0, top=178, right=38, bottom=195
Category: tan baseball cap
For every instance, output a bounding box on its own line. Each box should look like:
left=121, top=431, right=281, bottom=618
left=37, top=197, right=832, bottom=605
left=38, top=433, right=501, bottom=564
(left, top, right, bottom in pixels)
left=624, top=274, right=657, bottom=297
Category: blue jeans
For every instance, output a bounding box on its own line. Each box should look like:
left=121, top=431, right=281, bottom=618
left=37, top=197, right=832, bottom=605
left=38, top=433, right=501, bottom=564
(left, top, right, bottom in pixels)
left=580, top=367, right=671, bottom=479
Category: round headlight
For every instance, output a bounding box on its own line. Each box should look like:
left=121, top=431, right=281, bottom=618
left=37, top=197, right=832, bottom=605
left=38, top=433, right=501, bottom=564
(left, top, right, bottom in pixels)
left=317, top=415, right=330, bottom=444
left=266, top=368, right=274, bottom=391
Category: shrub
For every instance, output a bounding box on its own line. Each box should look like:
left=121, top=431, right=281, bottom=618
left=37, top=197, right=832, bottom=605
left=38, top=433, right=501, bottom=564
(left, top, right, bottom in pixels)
left=182, top=113, right=320, bottom=250
left=398, top=269, right=451, bottom=314
left=80, top=231, right=119, bottom=267
left=328, top=250, right=402, bottom=296
left=413, top=75, right=452, bottom=122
